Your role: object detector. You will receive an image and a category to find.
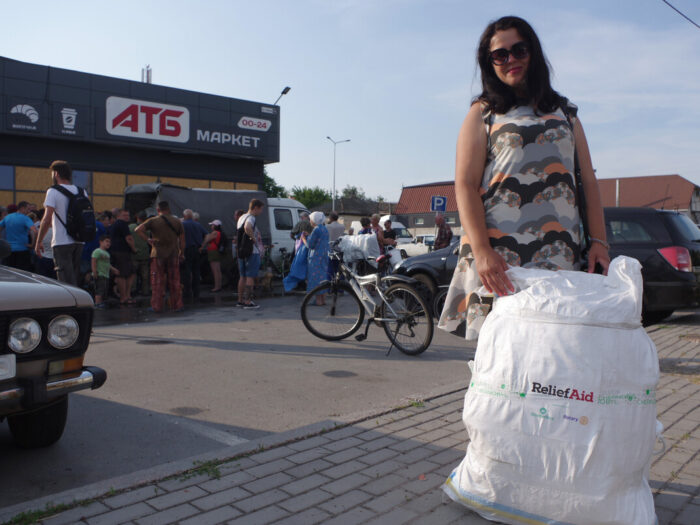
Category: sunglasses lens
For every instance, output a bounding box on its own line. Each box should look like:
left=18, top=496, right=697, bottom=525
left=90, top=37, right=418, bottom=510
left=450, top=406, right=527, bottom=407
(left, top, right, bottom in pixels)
left=511, top=42, right=529, bottom=59
left=490, top=49, right=509, bottom=65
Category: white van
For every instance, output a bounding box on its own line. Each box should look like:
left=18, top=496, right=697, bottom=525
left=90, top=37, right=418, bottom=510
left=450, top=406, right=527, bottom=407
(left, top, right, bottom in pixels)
left=267, top=197, right=309, bottom=262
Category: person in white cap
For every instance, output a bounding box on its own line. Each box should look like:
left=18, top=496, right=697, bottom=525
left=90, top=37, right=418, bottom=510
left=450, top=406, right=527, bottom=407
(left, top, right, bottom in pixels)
left=201, top=219, right=225, bottom=292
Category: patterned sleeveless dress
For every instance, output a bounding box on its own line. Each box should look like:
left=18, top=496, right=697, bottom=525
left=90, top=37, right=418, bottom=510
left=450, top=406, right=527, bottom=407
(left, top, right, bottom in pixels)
left=439, top=103, right=582, bottom=339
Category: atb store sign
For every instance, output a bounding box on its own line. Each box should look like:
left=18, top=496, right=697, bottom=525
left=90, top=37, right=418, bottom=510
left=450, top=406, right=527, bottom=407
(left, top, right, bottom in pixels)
left=105, top=96, right=189, bottom=143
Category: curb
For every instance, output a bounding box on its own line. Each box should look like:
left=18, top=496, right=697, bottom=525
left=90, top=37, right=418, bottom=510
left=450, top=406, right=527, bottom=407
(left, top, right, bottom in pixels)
left=0, top=381, right=469, bottom=524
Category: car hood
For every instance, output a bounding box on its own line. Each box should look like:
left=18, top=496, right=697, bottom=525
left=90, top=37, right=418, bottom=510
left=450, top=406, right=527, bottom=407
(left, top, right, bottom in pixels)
left=396, top=242, right=457, bottom=269
left=0, top=265, right=94, bottom=310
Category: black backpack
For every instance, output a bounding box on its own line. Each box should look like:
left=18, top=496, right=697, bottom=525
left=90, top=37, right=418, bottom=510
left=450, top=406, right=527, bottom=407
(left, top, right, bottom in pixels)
left=236, top=215, right=254, bottom=259
left=51, top=185, right=96, bottom=242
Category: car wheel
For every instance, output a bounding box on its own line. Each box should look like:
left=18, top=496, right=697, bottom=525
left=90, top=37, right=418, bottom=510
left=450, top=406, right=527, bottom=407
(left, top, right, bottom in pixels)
left=410, top=273, right=436, bottom=311
left=8, top=397, right=68, bottom=449
left=642, top=309, right=674, bottom=327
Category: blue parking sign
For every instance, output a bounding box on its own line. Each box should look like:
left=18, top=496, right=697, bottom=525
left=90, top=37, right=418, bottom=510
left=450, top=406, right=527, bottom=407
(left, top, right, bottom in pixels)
left=431, top=196, right=447, bottom=212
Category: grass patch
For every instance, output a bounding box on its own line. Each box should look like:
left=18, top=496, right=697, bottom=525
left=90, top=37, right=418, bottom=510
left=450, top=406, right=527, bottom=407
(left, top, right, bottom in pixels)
left=4, top=501, right=84, bottom=525
left=178, top=459, right=222, bottom=481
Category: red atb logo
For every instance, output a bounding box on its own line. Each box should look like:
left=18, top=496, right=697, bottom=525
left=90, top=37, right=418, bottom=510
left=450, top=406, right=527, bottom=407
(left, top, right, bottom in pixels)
left=106, top=96, right=189, bottom=143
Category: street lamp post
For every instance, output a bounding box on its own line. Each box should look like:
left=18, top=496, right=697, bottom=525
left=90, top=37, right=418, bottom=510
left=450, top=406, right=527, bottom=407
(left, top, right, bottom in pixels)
left=326, top=136, right=350, bottom=212
left=273, top=86, right=291, bottom=105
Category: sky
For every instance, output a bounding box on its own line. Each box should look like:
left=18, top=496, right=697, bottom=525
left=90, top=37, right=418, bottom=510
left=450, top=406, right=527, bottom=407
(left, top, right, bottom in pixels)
left=1, top=0, right=699, bottom=202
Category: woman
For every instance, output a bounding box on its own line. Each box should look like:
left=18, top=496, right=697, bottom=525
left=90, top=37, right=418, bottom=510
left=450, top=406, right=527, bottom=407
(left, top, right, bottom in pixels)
left=440, top=15, right=610, bottom=339
left=303, top=211, right=329, bottom=305
left=201, top=219, right=224, bottom=292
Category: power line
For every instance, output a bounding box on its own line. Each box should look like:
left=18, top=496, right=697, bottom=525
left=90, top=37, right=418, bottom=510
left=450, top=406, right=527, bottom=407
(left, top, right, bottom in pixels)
left=662, top=0, right=700, bottom=29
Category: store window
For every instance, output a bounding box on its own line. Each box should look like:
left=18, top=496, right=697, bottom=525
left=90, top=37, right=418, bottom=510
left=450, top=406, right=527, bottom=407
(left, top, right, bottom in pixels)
left=415, top=217, right=424, bottom=225
left=73, top=170, right=91, bottom=190
left=0, top=165, right=13, bottom=190
left=446, top=216, right=456, bottom=225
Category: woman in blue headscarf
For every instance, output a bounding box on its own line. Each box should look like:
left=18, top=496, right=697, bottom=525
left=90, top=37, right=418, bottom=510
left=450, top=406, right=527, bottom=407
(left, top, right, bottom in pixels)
left=304, top=211, right=329, bottom=305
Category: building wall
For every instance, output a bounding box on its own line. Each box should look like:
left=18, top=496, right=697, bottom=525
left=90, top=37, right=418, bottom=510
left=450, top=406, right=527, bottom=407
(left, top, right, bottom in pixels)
left=0, top=163, right=258, bottom=213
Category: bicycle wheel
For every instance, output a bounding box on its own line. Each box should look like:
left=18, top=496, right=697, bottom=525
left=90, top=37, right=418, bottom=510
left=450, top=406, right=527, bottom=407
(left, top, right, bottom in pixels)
left=301, top=282, right=365, bottom=341
left=381, top=283, right=433, bottom=355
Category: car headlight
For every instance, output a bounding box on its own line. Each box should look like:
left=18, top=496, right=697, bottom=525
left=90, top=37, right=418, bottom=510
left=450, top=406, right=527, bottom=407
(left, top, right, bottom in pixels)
left=8, top=318, right=42, bottom=354
left=47, top=315, right=79, bottom=349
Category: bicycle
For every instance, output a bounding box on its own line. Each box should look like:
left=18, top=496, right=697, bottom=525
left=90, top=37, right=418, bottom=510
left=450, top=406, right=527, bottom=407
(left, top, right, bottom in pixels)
left=300, top=244, right=433, bottom=355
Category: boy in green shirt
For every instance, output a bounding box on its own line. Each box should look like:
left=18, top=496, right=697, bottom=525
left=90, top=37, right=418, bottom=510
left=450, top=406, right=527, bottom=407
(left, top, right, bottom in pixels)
left=91, top=236, right=119, bottom=307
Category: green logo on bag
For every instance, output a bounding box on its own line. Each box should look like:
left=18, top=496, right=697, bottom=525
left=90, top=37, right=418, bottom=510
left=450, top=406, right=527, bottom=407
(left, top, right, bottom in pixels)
left=501, top=384, right=506, bottom=389
left=520, top=393, right=526, bottom=398
left=539, top=407, right=547, bottom=415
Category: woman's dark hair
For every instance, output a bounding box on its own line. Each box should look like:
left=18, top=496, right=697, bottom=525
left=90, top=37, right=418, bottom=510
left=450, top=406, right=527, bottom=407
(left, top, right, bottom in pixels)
left=476, top=16, right=565, bottom=114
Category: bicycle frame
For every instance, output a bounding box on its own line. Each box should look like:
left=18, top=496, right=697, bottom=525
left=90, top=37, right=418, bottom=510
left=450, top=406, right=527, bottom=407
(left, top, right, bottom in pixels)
left=330, top=251, right=417, bottom=321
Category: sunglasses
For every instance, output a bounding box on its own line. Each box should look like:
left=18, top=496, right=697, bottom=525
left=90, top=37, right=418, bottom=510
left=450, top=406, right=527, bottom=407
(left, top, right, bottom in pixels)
left=489, top=42, right=529, bottom=66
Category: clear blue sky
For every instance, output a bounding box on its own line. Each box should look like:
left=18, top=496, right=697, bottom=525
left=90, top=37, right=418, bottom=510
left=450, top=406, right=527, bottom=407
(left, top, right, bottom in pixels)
left=1, top=0, right=698, bottom=202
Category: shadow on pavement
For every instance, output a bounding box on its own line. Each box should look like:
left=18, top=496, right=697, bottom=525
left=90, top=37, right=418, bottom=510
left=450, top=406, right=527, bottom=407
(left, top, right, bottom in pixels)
left=0, top=393, right=271, bottom=509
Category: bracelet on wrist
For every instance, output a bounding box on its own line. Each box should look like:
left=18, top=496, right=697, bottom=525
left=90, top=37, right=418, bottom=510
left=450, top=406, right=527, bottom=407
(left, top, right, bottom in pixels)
left=590, top=237, right=610, bottom=250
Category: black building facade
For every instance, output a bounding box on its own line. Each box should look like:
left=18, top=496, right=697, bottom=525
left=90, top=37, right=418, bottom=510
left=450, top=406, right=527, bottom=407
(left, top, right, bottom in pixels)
left=0, top=56, right=280, bottom=211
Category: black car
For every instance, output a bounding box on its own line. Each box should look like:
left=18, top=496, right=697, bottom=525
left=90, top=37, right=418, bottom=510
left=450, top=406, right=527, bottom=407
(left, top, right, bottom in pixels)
left=394, top=207, right=700, bottom=325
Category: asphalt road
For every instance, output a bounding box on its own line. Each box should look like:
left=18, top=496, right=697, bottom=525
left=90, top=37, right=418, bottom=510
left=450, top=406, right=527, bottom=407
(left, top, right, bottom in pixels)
left=0, top=294, right=475, bottom=509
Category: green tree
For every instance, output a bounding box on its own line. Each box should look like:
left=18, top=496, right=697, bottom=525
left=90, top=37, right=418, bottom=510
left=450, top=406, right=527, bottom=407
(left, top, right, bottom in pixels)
left=262, top=172, right=286, bottom=198
left=341, top=185, right=366, bottom=199
left=290, top=186, right=331, bottom=209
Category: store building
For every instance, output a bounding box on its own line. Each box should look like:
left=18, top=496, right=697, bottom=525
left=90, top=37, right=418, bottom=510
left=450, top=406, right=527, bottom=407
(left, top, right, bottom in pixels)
left=0, top=56, right=280, bottom=212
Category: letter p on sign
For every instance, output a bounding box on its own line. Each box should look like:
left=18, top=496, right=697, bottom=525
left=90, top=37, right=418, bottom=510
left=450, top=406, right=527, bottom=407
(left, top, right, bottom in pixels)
left=431, top=196, right=447, bottom=212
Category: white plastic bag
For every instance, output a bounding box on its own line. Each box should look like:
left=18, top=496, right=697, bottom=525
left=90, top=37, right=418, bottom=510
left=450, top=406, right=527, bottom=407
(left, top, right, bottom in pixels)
left=337, top=233, right=381, bottom=263
left=444, top=256, right=660, bottom=525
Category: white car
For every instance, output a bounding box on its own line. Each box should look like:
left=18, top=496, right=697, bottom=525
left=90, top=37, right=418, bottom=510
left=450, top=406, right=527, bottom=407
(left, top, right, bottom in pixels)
left=399, top=235, right=435, bottom=258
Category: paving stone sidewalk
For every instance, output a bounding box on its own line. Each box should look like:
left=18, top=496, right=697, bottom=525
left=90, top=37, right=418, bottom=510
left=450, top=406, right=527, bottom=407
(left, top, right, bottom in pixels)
left=11, top=314, right=700, bottom=525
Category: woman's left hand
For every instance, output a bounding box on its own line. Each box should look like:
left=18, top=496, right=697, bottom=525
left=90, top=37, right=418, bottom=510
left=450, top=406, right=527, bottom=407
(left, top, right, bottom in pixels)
left=587, top=242, right=610, bottom=275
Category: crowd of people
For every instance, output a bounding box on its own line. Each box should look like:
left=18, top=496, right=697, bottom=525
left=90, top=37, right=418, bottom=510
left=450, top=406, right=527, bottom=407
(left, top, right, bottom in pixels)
left=1, top=161, right=450, bottom=314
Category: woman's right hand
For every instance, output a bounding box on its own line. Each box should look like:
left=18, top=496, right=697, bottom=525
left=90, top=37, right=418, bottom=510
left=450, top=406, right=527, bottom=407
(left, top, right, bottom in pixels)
left=474, top=247, right=514, bottom=297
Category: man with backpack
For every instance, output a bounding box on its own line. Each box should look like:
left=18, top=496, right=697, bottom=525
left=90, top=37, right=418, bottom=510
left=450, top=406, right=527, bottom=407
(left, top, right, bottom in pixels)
left=236, top=198, right=265, bottom=309
left=35, top=160, right=95, bottom=286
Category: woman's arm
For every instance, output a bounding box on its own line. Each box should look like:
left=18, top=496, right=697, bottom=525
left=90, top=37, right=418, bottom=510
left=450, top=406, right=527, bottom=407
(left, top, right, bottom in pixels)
left=201, top=231, right=216, bottom=249
left=456, top=103, right=513, bottom=296
left=305, top=228, right=317, bottom=249
left=572, top=117, right=610, bottom=275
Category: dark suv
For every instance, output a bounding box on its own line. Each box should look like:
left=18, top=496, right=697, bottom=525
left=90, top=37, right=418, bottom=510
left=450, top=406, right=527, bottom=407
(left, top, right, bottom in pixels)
left=0, top=240, right=106, bottom=448
left=606, top=207, right=700, bottom=323
left=394, top=207, right=700, bottom=325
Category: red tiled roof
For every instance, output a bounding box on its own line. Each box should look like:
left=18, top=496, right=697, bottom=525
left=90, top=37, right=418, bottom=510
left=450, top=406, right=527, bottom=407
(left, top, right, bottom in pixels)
left=395, top=181, right=458, bottom=214
left=395, top=175, right=698, bottom=215
left=598, top=175, right=696, bottom=210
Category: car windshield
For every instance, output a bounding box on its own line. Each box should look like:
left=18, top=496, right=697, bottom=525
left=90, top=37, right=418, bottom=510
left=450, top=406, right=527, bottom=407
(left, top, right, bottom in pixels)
left=668, top=213, right=700, bottom=242
left=395, top=228, right=412, bottom=239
